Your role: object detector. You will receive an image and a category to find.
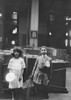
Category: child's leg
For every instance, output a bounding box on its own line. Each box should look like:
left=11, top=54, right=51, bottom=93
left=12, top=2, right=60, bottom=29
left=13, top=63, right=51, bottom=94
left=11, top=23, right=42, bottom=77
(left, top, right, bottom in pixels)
left=31, top=82, right=38, bottom=97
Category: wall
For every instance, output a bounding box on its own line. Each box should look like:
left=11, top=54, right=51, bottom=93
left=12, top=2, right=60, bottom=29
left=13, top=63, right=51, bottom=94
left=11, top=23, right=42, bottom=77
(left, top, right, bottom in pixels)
left=19, top=5, right=31, bottom=47
left=38, top=0, right=66, bottom=49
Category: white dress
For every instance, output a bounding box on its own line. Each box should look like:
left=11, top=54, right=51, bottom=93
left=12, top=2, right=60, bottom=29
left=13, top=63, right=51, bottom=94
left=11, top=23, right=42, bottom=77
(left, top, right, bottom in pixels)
left=7, top=57, right=26, bottom=89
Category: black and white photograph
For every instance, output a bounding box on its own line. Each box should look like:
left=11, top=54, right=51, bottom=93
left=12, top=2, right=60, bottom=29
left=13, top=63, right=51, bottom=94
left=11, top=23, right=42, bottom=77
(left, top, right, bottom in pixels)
left=0, top=0, right=71, bottom=100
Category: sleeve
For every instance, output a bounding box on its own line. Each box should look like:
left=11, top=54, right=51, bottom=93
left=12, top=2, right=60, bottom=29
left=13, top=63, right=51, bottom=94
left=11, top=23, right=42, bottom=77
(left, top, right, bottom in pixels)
left=7, top=59, right=12, bottom=69
left=21, top=58, right=26, bottom=69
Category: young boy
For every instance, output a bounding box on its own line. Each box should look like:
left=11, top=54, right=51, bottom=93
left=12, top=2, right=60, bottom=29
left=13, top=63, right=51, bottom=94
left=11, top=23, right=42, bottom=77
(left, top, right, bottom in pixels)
left=31, top=46, right=52, bottom=98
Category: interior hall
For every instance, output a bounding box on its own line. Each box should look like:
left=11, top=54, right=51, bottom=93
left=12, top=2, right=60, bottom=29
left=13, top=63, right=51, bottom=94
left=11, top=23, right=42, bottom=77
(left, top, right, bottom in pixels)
left=0, top=0, right=71, bottom=100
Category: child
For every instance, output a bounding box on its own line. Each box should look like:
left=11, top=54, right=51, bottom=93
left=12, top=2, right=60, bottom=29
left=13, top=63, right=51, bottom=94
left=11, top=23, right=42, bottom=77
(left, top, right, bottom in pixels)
left=31, top=46, right=52, bottom=98
left=7, top=46, right=26, bottom=89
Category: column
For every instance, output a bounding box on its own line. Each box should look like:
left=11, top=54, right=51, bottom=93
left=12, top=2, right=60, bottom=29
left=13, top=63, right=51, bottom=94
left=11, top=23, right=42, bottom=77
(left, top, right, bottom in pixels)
left=30, top=0, right=39, bottom=48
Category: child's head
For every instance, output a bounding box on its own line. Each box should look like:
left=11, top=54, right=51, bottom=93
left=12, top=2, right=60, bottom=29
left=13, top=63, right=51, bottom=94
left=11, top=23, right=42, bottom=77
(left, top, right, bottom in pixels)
left=12, top=46, right=23, bottom=58
left=40, top=46, right=47, bottom=55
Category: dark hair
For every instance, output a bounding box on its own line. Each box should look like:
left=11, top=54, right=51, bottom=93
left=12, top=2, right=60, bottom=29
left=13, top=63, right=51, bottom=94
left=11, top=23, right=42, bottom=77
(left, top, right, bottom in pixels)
left=11, top=46, right=23, bottom=57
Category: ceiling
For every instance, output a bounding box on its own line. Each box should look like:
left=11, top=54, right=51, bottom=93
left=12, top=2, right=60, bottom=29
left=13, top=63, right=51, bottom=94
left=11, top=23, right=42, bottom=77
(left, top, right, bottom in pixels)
left=4, top=0, right=31, bottom=12
left=39, top=0, right=71, bottom=16
left=3, top=0, right=71, bottom=16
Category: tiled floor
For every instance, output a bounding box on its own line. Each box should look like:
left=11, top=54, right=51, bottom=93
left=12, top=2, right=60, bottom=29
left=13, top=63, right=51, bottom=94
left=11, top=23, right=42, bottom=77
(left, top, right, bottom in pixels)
left=1, top=67, right=71, bottom=100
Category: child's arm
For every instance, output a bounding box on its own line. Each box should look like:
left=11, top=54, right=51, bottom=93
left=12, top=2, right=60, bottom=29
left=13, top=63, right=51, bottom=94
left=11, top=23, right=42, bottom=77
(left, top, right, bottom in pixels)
left=21, top=68, right=24, bottom=75
left=21, top=58, right=26, bottom=69
left=19, top=68, right=24, bottom=81
left=20, top=58, right=26, bottom=77
left=7, top=59, right=12, bottom=71
left=30, top=58, right=38, bottom=78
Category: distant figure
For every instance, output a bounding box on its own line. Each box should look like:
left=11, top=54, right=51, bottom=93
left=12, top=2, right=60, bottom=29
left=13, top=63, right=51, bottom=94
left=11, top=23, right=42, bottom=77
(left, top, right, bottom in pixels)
left=30, top=46, right=52, bottom=98
left=7, top=46, right=26, bottom=100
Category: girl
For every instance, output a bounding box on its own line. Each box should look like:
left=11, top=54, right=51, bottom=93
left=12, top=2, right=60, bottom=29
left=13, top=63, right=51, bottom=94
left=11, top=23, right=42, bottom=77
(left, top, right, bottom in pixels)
left=7, top=46, right=26, bottom=89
